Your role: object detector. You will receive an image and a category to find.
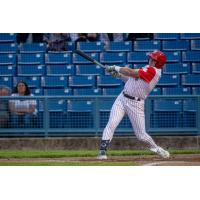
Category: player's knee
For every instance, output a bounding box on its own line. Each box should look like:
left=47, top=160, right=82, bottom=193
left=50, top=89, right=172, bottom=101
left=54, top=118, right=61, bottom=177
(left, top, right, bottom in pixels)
left=136, top=133, right=148, bottom=143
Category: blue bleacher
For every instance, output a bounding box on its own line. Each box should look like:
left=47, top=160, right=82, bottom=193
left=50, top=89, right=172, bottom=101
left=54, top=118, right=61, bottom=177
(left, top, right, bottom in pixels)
left=68, top=75, right=95, bottom=88
left=48, top=99, right=67, bottom=111
left=67, top=100, right=93, bottom=112
left=0, top=76, right=13, bottom=88
left=0, top=33, right=16, bottom=43
left=77, top=41, right=104, bottom=52
left=154, top=99, right=182, bottom=111
left=192, top=87, right=200, bottom=95
left=0, top=65, right=16, bottom=76
left=97, top=75, right=122, bottom=87
left=0, top=43, right=17, bottom=54
left=66, top=42, right=75, bottom=52
left=100, top=52, right=126, bottom=64
left=44, top=88, right=72, bottom=96
left=46, top=65, right=74, bottom=76
left=18, top=53, right=44, bottom=65
left=182, top=51, right=200, bottom=62
left=73, top=88, right=102, bottom=95
left=73, top=52, right=99, bottom=64
left=191, top=40, right=200, bottom=50
left=162, top=87, right=191, bottom=95
left=157, top=74, right=180, bottom=87
left=162, top=40, right=189, bottom=51
left=134, top=40, right=161, bottom=51
left=154, top=33, right=179, bottom=40
left=163, top=51, right=181, bottom=62
left=0, top=54, right=16, bottom=65
left=76, top=64, right=104, bottom=75
left=19, top=43, right=47, bottom=53
left=163, top=63, right=190, bottom=74
left=102, top=87, right=123, bottom=95
left=14, top=76, right=41, bottom=88
left=180, top=33, right=200, bottom=39
left=31, top=88, right=43, bottom=96
left=106, top=41, right=132, bottom=52
left=149, top=87, right=162, bottom=95
left=17, top=65, right=45, bottom=76
left=41, top=76, right=68, bottom=88
left=127, top=52, right=148, bottom=63
left=192, top=63, right=200, bottom=73
left=182, top=74, right=200, bottom=86
left=45, top=52, right=71, bottom=64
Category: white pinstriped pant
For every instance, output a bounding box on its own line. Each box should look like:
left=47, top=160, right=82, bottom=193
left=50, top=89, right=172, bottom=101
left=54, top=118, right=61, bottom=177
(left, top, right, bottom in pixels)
left=102, top=92, right=159, bottom=150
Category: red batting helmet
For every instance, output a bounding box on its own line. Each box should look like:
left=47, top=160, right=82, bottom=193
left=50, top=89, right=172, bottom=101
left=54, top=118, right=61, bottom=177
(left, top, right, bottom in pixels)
left=148, top=50, right=166, bottom=69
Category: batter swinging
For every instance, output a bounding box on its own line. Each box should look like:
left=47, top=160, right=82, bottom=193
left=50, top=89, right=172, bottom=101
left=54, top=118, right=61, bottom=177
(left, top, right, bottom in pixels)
left=97, top=50, right=170, bottom=159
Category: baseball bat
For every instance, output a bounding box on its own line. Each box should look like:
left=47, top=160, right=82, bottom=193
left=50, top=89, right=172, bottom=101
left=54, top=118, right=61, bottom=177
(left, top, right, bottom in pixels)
left=75, top=50, right=107, bottom=69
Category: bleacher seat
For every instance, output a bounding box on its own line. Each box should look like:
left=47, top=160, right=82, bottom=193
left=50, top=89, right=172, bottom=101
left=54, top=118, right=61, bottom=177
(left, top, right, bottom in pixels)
left=47, top=99, right=67, bottom=111
left=77, top=41, right=104, bottom=52
left=0, top=54, right=16, bottom=65
left=192, top=87, right=200, bottom=95
left=68, top=75, right=95, bottom=88
left=0, top=76, right=12, bottom=88
left=134, top=40, right=161, bottom=51
left=163, top=63, right=190, bottom=74
left=18, top=53, right=44, bottom=65
left=73, top=52, right=98, bottom=64
left=19, top=43, right=47, bottom=53
left=67, top=100, right=93, bottom=128
left=180, top=33, right=200, bottom=39
left=151, top=99, right=182, bottom=128
left=192, top=63, right=200, bottom=73
left=46, top=52, right=71, bottom=64
left=14, top=76, right=41, bottom=88
left=66, top=42, right=75, bottom=52
left=46, top=65, right=74, bottom=76
left=157, top=74, right=180, bottom=87
left=163, top=51, right=181, bottom=62
left=41, top=76, right=68, bottom=88
left=162, top=40, right=189, bottom=51
left=17, top=65, right=45, bottom=76
left=0, top=43, right=17, bottom=54
left=0, top=33, right=16, bottom=43
left=182, top=74, right=200, bottom=86
left=97, top=75, right=122, bottom=87
left=162, top=87, right=191, bottom=95
left=133, top=63, right=145, bottom=68
left=76, top=64, right=104, bottom=75
left=182, top=51, right=200, bottom=62
left=0, top=65, right=16, bottom=76
left=100, top=52, right=126, bottom=64
left=73, top=88, right=101, bottom=95
left=127, top=52, right=148, bottom=63
left=149, top=87, right=162, bottom=95
left=183, top=99, right=197, bottom=127
left=102, top=87, right=123, bottom=95
left=154, top=33, right=179, bottom=40
left=106, top=41, right=132, bottom=52
left=44, top=88, right=72, bottom=96
left=31, top=88, right=43, bottom=96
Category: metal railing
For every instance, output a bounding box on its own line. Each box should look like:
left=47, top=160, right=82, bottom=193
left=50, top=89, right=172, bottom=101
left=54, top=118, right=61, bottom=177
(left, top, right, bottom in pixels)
left=0, top=95, right=200, bottom=137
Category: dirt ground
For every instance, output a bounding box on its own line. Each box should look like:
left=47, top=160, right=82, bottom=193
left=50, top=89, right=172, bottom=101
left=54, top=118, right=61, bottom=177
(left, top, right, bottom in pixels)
left=1, top=154, right=200, bottom=166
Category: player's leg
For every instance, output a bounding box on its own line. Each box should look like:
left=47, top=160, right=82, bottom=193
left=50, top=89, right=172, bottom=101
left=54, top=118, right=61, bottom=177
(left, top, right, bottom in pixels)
left=126, top=101, right=170, bottom=159
left=97, top=97, right=125, bottom=159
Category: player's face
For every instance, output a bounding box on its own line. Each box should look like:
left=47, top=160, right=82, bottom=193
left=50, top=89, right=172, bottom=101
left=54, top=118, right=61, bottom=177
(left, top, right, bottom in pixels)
left=149, top=58, right=156, bottom=67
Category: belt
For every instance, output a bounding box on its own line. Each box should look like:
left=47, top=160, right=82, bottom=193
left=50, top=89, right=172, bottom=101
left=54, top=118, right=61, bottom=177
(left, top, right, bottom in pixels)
left=123, top=92, right=141, bottom=101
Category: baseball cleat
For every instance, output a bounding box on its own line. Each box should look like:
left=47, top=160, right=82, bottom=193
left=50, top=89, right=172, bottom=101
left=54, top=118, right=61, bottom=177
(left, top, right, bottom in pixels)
left=156, top=147, right=170, bottom=159
left=97, top=150, right=107, bottom=160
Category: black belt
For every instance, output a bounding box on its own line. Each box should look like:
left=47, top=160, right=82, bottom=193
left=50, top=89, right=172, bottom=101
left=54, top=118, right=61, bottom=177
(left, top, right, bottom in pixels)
left=123, top=92, right=141, bottom=101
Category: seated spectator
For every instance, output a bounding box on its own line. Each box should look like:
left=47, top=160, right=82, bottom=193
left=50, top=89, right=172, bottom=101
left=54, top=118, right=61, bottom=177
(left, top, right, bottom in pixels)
left=9, top=81, right=38, bottom=128
left=99, top=33, right=124, bottom=43
left=17, top=33, right=44, bottom=43
left=87, top=33, right=99, bottom=42
left=43, top=33, right=70, bottom=51
left=125, top=33, right=154, bottom=41
left=0, top=86, right=11, bottom=128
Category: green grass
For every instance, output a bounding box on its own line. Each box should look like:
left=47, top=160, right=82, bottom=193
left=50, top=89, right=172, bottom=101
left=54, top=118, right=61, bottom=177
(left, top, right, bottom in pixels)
left=0, top=149, right=200, bottom=158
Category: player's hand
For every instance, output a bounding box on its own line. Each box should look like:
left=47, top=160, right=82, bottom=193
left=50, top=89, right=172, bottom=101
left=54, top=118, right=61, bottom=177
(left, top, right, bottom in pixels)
left=106, top=65, right=116, bottom=73
left=110, top=70, right=121, bottom=78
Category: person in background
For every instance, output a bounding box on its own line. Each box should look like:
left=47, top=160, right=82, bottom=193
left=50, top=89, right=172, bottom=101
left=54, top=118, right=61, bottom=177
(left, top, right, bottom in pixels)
left=9, top=81, right=37, bottom=128
left=0, top=86, right=11, bottom=128
left=125, top=33, right=154, bottom=41
left=16, top=33, right=44, bottom=43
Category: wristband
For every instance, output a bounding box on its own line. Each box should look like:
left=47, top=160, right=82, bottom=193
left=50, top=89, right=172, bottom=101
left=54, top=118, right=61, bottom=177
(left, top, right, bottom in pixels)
left=114, top=66, right=121, bottom=73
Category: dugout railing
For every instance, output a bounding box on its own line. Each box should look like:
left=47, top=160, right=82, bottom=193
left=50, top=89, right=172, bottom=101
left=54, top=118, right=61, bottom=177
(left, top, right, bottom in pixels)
left=0, top=95, right=200, bottom=137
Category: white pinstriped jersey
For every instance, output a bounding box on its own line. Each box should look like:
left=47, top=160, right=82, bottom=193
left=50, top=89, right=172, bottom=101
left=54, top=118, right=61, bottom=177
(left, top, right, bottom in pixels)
left=123, top=65, right=161, bottom=99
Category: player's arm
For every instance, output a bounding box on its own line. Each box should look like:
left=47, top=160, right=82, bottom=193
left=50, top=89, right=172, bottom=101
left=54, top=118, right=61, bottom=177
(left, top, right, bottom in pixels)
left=118, top=67, right=140, bottom=78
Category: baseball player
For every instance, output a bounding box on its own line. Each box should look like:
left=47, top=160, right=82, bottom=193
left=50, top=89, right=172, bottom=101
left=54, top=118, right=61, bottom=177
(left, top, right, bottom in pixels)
left=97, top=50, right=170, bottom=159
